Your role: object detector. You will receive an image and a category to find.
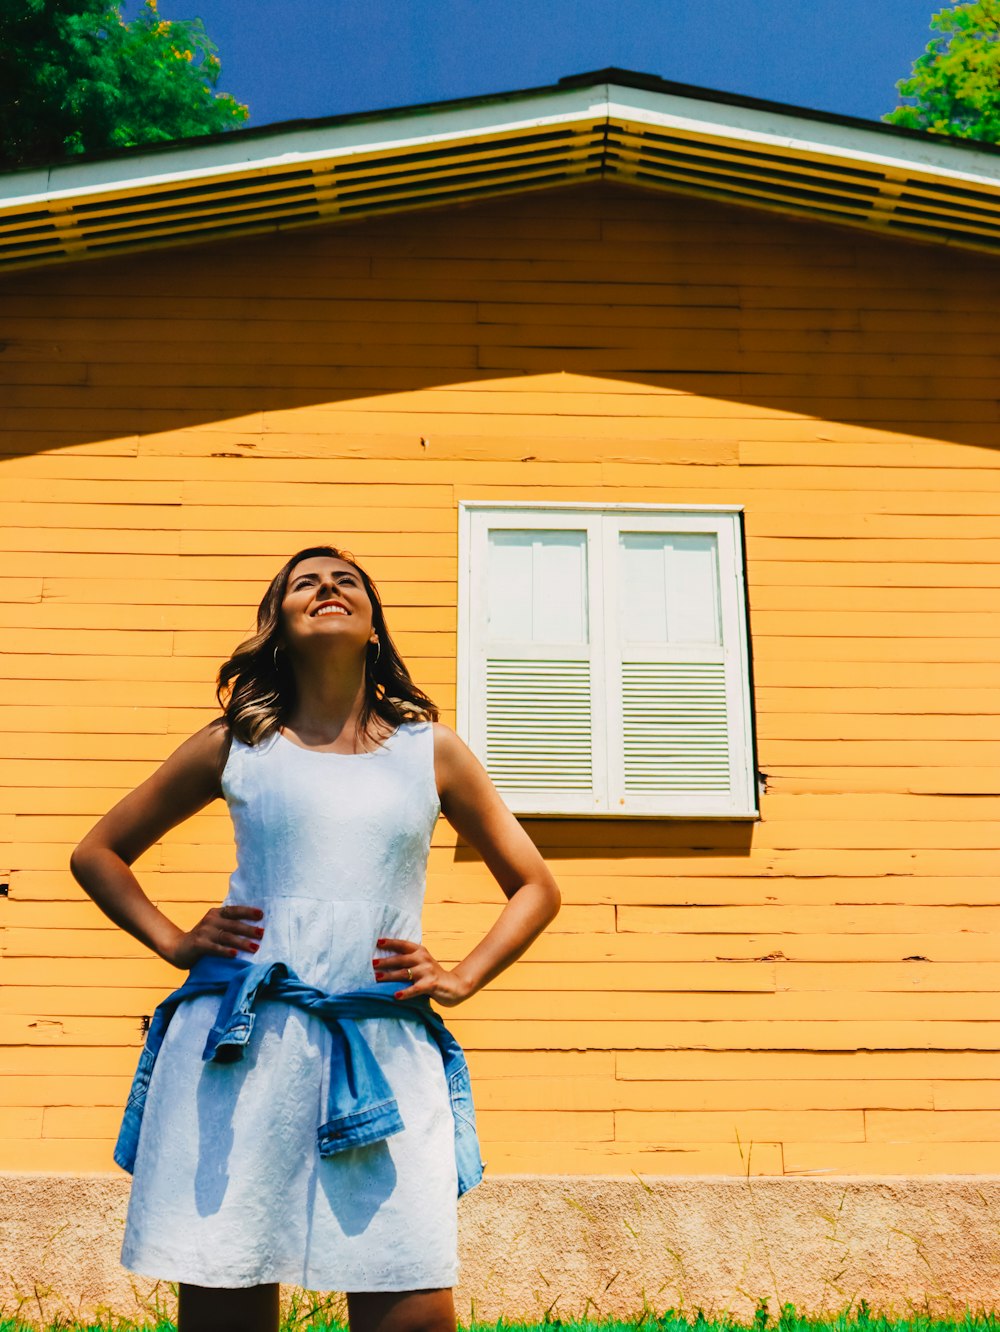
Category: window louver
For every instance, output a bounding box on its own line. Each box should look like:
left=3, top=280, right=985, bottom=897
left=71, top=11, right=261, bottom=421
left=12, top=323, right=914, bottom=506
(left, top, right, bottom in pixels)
left=485, top=658, right=593, bottom=791
left=621, top=661, right=730, bottom=794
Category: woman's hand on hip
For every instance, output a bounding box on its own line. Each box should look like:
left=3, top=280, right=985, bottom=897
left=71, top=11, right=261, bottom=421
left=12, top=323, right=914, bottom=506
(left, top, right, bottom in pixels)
left=168, top=903, right=265, bottom=970
left=372, top=937, right=472, bottom=1006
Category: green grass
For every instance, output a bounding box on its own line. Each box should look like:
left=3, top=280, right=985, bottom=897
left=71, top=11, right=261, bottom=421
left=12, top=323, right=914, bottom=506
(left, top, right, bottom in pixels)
left=4, top=1300, right=1000, bottom=1332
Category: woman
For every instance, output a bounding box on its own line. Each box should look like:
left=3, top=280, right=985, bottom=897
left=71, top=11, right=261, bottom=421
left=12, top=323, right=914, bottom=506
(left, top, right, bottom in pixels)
left=70, top=544, right=561, bottom=1332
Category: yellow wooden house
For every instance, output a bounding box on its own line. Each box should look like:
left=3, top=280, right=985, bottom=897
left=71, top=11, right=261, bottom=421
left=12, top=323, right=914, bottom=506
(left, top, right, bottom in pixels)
left=2, top=67, right=1000, bottom=1324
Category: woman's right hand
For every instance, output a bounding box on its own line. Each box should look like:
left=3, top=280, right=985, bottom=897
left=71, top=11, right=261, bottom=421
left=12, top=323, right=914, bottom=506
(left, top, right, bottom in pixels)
left=167, top=903, right=265, bottom=970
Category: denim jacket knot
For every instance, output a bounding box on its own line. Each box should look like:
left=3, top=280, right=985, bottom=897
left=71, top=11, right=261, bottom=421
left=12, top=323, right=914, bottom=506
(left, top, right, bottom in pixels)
left=114, top=953, right=484, bottom=1197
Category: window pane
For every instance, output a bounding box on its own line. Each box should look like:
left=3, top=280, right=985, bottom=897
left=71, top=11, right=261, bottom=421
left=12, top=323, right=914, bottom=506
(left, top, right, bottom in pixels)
left=487, top=529, right=588, bottom=643
left=619, top=532, right=721, bottom=645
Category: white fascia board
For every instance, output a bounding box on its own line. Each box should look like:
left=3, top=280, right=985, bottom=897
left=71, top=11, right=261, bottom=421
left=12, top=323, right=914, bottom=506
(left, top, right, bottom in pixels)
left=0, top=85, right=606, bottom=214
left=6, top=74, right=1000, bottom=219
left=608, top=83, right=1000, bottom=191
left=458, top=500, right=745, bottom=513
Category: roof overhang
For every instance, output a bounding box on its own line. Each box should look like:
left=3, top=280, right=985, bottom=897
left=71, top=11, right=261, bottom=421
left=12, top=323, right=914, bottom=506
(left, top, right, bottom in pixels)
left=4, top=67, right=1000, bottom=273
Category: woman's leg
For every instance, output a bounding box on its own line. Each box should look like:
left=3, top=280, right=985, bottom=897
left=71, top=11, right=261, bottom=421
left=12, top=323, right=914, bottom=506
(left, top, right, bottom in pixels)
left=347, top=1287, right=456, bottom=1332
left=177, top=1280, right=280, bottom=1332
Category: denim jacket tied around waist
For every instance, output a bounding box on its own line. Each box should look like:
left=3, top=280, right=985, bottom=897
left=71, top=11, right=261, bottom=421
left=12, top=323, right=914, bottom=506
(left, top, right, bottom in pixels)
left=114, top=952, right=484, bottom=1198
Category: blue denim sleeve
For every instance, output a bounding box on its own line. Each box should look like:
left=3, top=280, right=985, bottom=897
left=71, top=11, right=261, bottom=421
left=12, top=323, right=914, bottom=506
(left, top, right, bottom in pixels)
left=448, top=1057, right=485, bottom=1197
left=112, top=997, right=178, bottom=1174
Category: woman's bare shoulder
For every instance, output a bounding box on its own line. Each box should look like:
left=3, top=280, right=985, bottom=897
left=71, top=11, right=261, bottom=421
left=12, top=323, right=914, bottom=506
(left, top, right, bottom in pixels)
left=164, top=717, right=234, bottom=793
left=430, top=720, right=467, bottom=760
left=430, top=721, right=488, bottom=784
left=178, top=716, right=231, bottom=746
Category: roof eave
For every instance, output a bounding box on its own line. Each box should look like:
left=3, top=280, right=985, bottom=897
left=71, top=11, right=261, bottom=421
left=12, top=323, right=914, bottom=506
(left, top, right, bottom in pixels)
left=3, top=70, right=1000, bottom=273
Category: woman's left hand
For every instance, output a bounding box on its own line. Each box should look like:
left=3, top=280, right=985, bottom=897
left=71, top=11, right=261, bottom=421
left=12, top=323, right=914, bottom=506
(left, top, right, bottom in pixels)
left=372, top=937, right=472, bottom=1006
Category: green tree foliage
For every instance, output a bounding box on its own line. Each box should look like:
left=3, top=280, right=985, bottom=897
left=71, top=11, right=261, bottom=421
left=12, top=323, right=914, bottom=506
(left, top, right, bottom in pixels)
left=884, top=0, right=1000, bottom=141
left=0, top=0, right=249, bottom=170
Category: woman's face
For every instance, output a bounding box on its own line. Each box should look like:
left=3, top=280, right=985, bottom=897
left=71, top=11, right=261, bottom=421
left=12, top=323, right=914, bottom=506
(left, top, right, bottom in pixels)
left=279, top=555, right=377, bottom=660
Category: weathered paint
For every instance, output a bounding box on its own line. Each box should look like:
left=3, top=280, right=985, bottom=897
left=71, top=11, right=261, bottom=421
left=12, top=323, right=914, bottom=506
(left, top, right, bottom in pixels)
left=1, top=181, right=999, bottom=1178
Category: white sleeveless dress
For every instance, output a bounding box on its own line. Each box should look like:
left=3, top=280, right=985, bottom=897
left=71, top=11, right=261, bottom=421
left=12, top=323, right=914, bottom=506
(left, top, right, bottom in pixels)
left=119, top=720, right=459, bottom=1291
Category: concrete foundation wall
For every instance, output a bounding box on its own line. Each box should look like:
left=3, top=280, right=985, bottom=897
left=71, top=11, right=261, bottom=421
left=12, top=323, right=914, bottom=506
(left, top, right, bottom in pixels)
left=2, top=1174, right=999, bottom=1327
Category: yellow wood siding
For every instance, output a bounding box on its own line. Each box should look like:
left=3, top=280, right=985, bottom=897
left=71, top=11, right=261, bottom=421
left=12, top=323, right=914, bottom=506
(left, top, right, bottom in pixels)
left=2, top=181, right=999, bottom=1174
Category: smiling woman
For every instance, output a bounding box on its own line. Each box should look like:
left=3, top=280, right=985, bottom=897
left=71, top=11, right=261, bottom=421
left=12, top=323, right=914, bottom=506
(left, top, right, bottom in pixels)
left=68, top=542, right=561, bottom=1332
left=218, top=545, right=439, bottom=755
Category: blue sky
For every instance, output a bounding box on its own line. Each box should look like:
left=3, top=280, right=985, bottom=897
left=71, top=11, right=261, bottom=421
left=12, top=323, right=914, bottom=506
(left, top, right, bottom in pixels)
left=121, top=0, right=940, bottom=130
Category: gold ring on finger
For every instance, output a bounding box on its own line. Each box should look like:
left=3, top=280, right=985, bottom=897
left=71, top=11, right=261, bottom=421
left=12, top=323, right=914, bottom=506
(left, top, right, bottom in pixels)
left=407, top=968, right=413, bottom=981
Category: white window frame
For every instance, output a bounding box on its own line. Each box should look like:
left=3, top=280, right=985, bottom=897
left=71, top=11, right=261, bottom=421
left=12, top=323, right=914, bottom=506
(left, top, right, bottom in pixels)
left=457, top=501, right=758, bottom=819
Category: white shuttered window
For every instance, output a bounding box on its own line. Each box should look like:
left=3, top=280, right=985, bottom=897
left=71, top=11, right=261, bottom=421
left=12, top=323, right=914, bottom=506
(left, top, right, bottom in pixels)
left=457, top=503, right=757, bottom=818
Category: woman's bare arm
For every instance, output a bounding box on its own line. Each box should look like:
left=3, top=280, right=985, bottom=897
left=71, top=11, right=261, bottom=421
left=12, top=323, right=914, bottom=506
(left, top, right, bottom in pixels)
left=373, top=722, right=561, bottom=1005
left=69, top=718, right=263, bottom=968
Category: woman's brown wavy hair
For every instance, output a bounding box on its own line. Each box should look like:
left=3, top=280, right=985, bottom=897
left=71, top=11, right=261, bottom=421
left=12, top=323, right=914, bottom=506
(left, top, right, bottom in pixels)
left=216, top=544, right=438, bottom=747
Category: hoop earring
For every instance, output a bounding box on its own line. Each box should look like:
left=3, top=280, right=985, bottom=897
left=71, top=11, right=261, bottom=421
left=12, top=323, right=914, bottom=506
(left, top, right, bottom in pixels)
left=273, top=645, right=282, bottom=671
left=369, top=639, right=381, bottom=665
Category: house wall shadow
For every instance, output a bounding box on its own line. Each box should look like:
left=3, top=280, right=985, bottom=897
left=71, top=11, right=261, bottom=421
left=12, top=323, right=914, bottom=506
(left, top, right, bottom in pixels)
left=452, top=819, right=755, bottom=864
left=1, top=179, right=998, bottom=460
